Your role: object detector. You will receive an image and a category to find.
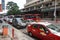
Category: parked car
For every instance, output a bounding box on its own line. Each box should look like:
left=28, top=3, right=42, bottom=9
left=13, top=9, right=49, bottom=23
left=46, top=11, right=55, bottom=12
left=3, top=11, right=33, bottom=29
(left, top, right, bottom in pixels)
left=0, top=20, right=3, bottom=34
left=3, top=16, right=9, bottom=22
left=27, top=22, right=60, bottom=40
left=12, top=18, right=27, bottom=29
left=8, top=15, right=14, bottom=24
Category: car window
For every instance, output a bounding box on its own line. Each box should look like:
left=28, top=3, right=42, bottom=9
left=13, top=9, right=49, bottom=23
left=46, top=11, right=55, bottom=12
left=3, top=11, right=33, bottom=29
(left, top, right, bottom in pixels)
left=47, top=24, right=60, bottom=32
left=39, top=25, right=45, bottom=31
left=32, top=24, right=38, bottom=28
left=20, top=19, right=26, bottom=23
left=39, top=25, right=49, bottom=33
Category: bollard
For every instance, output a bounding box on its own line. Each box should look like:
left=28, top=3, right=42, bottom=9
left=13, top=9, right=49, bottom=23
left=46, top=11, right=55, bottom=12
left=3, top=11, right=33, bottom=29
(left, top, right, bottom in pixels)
left=2, top=25, right=8, bottom=37
left=12, top=28, right=14, bottom=39
left=56, top=19, right=58, bottom=23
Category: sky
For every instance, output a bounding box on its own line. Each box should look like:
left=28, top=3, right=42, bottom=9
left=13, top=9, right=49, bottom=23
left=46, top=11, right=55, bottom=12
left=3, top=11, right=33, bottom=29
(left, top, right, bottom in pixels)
left=5, top=0, right=26, bottom=9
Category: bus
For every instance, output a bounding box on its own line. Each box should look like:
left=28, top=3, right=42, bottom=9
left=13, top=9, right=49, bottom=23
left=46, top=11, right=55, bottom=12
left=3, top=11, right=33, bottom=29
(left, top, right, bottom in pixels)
left=24, top=14, right=41, bottom=22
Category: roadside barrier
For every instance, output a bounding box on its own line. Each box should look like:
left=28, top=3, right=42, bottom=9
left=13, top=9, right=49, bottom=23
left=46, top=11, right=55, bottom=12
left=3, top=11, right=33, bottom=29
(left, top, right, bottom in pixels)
left=2, top=25, right=8, bottom=37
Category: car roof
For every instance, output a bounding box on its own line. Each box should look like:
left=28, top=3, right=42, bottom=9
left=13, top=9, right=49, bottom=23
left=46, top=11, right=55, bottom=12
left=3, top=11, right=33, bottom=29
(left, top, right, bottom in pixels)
left=30, top=22, right=51, bottom=26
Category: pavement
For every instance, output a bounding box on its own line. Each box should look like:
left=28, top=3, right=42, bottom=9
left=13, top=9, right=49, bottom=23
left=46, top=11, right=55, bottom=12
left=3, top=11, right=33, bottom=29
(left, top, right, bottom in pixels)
left=0, top=20, right=35, bottom=40
left=41, top=19, right=60, bottom=28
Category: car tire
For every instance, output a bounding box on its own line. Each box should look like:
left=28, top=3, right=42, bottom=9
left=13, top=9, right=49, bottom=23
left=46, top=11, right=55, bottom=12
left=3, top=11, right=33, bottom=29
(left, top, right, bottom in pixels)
left=28, top=32, right=33, bottom=37
left=17, top=25, right=20, bottom=29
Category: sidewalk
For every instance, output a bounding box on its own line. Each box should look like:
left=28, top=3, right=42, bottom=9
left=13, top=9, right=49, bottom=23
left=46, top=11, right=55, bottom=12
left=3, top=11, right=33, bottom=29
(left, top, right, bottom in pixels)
left=41, top=19, right=60, bottom=27
left=3, top=21, right=35, bottom=40
left=0, top=35, right=11, bottom=40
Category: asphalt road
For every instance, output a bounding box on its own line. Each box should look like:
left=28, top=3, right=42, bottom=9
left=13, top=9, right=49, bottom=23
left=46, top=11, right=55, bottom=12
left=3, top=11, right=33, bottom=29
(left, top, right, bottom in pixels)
left=7, top=19, right=60, bottom=40
left=19, top=28, right=39, bottom=40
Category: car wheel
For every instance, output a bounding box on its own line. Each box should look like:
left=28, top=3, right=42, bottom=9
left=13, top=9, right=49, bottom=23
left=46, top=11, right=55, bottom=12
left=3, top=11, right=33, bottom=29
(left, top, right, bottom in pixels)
left=17, top=25, right=20, bottom=29
left=28, top=32, right=33, bottom=37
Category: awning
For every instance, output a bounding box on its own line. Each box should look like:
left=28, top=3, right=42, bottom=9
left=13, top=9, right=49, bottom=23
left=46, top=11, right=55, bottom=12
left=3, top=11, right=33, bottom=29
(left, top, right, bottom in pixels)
left=41, top=7, right=60, bottom=12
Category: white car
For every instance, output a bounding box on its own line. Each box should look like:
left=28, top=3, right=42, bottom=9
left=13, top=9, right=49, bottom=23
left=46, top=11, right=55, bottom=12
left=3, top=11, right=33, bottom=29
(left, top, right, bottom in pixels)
left=8, top=18, right=13, bottom=24
left=4, top=16, right=9, bottom=22
left=12, top=18, right=27, bottom=29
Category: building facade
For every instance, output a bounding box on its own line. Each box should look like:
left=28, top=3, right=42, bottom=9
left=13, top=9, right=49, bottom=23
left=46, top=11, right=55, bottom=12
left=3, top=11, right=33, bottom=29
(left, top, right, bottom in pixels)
left=21, top=0, right=60, bottom=20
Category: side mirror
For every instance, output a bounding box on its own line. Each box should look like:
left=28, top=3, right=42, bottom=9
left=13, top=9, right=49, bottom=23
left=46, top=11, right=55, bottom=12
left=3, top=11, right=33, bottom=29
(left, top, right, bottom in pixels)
left=46, top=31, right=49, bottom=33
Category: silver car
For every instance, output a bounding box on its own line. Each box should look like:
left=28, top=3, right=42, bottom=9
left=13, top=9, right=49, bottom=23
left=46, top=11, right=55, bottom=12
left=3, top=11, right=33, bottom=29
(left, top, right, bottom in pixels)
left=12, top=18, right=27, bottom=29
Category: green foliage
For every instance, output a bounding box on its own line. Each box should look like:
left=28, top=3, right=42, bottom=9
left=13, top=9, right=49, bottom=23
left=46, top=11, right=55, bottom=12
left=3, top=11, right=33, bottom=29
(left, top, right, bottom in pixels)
left=7, top=1, right=21, bottom=15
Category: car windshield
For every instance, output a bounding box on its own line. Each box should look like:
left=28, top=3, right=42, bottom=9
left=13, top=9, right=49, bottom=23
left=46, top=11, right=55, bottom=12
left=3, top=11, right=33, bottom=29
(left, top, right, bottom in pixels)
left=47, top=24, right=60, bottom=32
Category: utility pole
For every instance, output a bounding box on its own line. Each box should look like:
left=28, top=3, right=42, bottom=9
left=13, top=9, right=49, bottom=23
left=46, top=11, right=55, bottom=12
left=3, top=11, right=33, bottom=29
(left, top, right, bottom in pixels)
left=54, top=0, right=57, bottom=22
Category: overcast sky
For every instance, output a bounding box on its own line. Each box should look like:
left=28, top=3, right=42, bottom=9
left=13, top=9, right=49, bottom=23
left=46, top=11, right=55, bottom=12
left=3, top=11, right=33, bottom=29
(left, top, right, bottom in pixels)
left=5, top=0, right=26, bottom=9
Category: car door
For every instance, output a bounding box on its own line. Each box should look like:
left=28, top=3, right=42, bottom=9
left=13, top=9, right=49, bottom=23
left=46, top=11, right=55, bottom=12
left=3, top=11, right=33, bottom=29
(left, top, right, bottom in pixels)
left=12, top=18, right=18, bottom=25
left=38, top=25, right=52, bottom=40
left=31, top=24, right=39, bottom=37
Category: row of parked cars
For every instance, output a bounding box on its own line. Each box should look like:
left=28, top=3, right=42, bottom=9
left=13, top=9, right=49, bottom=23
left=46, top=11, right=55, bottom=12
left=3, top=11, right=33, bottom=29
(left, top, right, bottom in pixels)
left=3, top=15, right=35, bottom=29
left=3, top=15, right=60, bottom=40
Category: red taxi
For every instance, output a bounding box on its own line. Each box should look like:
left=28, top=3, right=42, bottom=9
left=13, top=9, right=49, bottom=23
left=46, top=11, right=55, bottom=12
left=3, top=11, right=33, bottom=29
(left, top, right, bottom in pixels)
left=27, top=22, right=60, bottom=40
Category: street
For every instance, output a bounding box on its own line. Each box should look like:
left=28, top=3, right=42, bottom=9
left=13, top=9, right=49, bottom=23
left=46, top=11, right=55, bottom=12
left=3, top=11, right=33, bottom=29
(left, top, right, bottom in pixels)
left=0, top=18, right=60, bottom=40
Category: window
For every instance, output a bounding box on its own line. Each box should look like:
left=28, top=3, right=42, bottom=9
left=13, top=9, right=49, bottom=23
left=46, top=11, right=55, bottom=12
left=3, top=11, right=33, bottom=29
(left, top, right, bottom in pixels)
left=39, top=25, right=49, bottom=33
left=20, top=19, right=26, bottom=23
left=47, top=24, right=60, bottom=32
left=39, top=25, right=45, bottom=31
left=32, top=24, right=38, bottom=28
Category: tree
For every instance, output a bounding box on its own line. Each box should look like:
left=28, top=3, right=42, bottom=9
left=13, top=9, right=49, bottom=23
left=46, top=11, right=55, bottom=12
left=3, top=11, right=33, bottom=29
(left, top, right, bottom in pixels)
left=6, top=1, right=21, bottom=15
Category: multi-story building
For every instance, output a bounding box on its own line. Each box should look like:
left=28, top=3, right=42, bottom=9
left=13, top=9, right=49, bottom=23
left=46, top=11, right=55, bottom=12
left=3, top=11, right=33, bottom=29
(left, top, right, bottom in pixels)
left=21, top=0, right=60, bottom=20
